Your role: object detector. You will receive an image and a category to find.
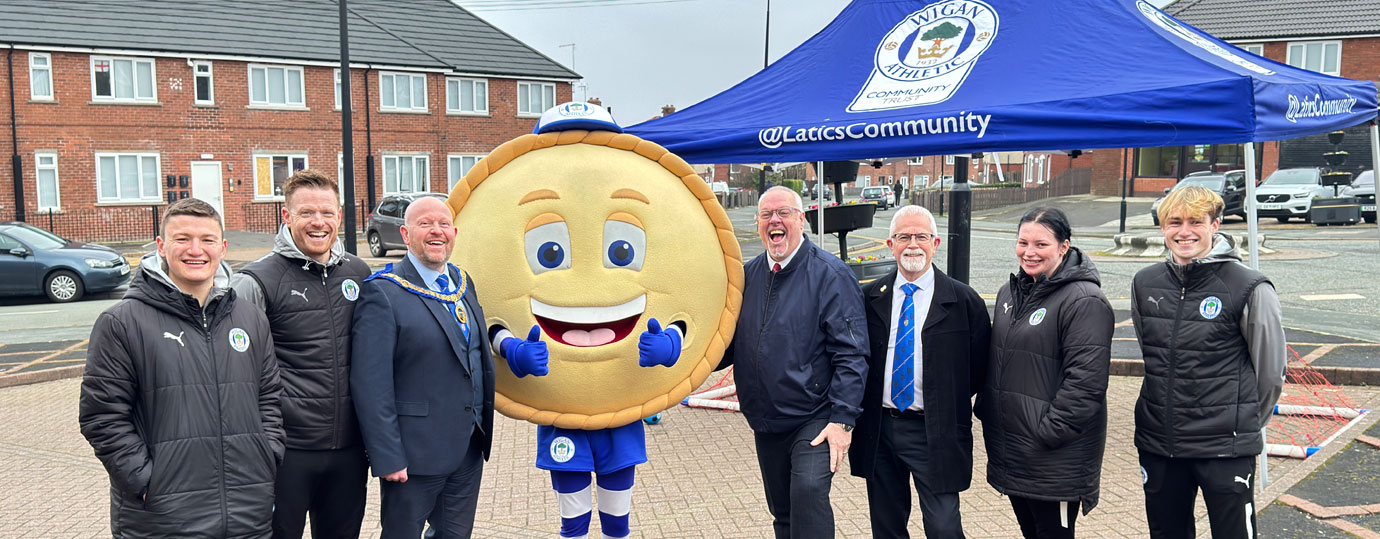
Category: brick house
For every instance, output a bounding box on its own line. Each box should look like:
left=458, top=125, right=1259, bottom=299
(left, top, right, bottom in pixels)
left=1088, top=0, right=1380, bottom=196
left=0, top=0, right=577, bottom=241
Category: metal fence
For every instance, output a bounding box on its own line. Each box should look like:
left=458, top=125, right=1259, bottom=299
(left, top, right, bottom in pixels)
left=911, top=168, right=1092, bottom=215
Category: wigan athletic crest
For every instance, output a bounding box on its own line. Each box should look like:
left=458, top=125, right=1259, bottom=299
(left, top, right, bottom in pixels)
left=551, top=436, right=575, bottom=463
left=1200, top=296, right=1223, bottom=320
left=849, top=0, right=999, bottom=112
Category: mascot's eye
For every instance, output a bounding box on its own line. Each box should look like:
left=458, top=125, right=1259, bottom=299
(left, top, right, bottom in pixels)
left=539, top=242, right=565, bottom=268
left=524, top=222, right=572, bottom=274
left=602, top=220, right=645, bottom=271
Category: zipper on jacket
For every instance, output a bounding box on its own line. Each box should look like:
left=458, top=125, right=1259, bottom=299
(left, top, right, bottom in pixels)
left=1166, top=286, right=1186, bottom=457
left=322, top=263, right=342, bottom=449
left=753, top=268, right=777, bottom=405
left=200, top=307, right=230, bottom=537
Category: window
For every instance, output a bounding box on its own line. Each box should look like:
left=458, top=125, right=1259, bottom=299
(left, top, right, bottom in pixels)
left=253, top=154, right=308, bottom=199
left=448, top=154, right=485, bottom=189
left=1287, top=41, right=1341, bottom=76
left=1240, top=43, right=1264, bottom=57
left=92, top=56, right=156, bottom=102
left=334, top=69, right=342, bottom=110
left=193, top=61, right=213, bottom=104
left=446, top=78, right=488, bottom=114
left=945, top=155, right=955, bottom=165
left=383, top=155, right=430, bottom=194
left=96, top=152, right=160, bottom=203
left=380, top=72, right=427, bottom=112
left=517, top=81, right=555, bottom=116
left=29, top=52, right=53, bottom=100
left=918, top=174, right=931, bottom=186
left=1137, top=146, right=1180, bottom=177
left=35, top=152, right=59, bottom=210
left=248, top=64, right=304, bottom=107
left=908, top=157, right=923, bottom=165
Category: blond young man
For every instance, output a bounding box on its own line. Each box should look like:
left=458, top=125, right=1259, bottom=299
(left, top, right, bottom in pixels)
left=1131, top=186, right=1286, bottom=539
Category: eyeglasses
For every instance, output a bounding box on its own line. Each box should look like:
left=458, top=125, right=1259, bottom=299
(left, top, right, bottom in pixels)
left=891, top=233, right=936, bottom=244
left=757, top=207, right=800, bottom=221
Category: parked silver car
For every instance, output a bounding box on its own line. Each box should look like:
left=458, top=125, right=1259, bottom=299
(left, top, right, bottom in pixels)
left=365, top=192, right=448, bottom=257
left=860, top=186, right=891, bottom=210
left=1340, top=170, right=1375, bottom=223
left=1254, top=168, right=1331, bottom=223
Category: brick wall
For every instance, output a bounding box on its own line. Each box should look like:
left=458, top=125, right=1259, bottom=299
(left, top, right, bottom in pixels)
left=2, top=50, right=570, bottom=242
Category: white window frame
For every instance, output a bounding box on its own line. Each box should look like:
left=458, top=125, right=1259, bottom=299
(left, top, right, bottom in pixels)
left=193, top=61, right=214, bottom=105
left=908, top=157, right=924, bottom=165
left=447, top=154, right=486, bottom=189
left=383, top=154, right=431, bottom=194
left=334, top=68, right=342, bottom=110
left=35, top=152, right=60, bottom=210
left=918, top=174, right=931, bottom=186
left=252, top=153, right=309, bottom=200
left=446, top=77, right=488, bottom=115
left=945, top=155, right=956, bottom=165
left=29, top=52, right=53, bottom=101
left=90, top=55, right=157, bottom=103
left=247, top=64, right=305, bottom=108
left=95, top=152, right=161, bottom=203
left=516, top=81, right=555, bottom=116
left=380, top=72, right=428, bottom=112
left=1286, top=40, right=1342, bottom=76
left=1239, top=43, right=1264, bottom=57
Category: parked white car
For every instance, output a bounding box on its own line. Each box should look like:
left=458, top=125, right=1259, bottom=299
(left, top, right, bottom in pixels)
left=1254, top=168, right=1331, bottom=223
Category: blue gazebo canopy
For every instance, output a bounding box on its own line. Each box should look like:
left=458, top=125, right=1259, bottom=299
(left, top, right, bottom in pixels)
left=626, top=0, right=1378, bottom=164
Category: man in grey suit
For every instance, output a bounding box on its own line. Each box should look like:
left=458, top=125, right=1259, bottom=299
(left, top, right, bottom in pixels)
left=351, top=196, right=494, bottom=538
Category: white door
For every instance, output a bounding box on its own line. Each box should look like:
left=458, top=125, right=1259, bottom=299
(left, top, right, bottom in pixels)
left=189, top=162, right=224, bottom=219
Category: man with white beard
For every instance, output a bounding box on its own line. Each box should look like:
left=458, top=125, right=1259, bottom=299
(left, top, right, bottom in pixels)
left=848, top=205, right=991, bottom=538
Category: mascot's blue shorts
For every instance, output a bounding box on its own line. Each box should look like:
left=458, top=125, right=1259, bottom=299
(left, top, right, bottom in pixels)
left=536, top=421, right=647, bottom=473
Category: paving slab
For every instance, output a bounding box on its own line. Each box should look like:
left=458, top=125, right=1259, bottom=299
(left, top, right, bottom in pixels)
left=1257, top=502, right=1352, bottom=538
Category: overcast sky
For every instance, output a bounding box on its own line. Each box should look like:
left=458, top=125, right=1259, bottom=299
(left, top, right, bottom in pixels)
left=457, top=0, right=1176, bottom=124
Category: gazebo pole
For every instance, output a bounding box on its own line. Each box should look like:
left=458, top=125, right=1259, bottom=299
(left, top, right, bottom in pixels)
left=816, top=161, right=825, bottom=245
left=1245, top=142, right=1260, bottom=270
left=1371, top=117, right=1380, bottom=248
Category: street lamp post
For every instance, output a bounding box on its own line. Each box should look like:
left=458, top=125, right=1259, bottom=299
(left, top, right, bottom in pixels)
left=339, top=0, right=357, bottom=254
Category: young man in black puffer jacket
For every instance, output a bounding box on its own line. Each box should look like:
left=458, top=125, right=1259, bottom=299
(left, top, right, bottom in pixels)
left=1133, top=186, right=1286, bottom=539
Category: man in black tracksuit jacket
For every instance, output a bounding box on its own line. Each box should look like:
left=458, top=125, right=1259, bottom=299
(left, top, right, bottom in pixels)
left=1132, top=186, right=1286, bottom=539
left=81, top=199, right=284, bottom=538
left=230, top=170, right=372, bottom=539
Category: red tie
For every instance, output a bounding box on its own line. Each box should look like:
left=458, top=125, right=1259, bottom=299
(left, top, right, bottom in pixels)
left=772, top=263, right=782, bottom=273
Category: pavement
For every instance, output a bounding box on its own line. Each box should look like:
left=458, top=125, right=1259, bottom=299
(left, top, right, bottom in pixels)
left=4, top=193, right=1380, bottom=537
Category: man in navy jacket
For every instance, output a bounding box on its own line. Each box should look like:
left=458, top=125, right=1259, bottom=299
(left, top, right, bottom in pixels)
left=351, top=197, right=495, bottom=538
left=722, top=186, right=869, bottom=538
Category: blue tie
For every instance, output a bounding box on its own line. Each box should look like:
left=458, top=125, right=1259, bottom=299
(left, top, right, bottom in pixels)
left=891, top=283, right=919, bottom=411
left=435, top=273, right=470, bottom=341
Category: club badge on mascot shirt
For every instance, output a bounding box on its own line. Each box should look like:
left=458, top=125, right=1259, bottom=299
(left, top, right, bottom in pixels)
left=447, top=102, right=744, bottom=430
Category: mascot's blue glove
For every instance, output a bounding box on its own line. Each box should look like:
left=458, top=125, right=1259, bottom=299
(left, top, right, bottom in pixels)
left=502, top=325, right=549, bottom=377
left=638, top=318, right=681, bottom=368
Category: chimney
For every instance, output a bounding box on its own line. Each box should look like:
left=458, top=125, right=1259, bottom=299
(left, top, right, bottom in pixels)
left=586, top=97, right=602, bottom=106
left=661, top=104, right=676, bottom=117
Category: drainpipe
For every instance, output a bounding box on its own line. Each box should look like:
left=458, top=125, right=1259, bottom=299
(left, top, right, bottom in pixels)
left=6, top=46, right=24, bottom=222
left=364, top=66, right=375, bottom=212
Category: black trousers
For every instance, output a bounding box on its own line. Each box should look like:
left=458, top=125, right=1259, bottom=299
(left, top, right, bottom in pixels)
left=271, top=446, right=368, bottom=539
left=1009, top=495, right=1079, bottom=539
left=754, top=418, right=836, bottom=539
left=865, top=413, right=964, bottom=539
left=1140, top=450, right=1257, bottom=539
left=379, top=434, right=485, bottom=539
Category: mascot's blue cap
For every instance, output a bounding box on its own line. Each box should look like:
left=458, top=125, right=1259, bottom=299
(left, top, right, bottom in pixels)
left=534, top=102, right=623, bottom=134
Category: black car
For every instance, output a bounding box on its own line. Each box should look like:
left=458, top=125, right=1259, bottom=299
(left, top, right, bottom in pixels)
left=1150, top=170, right=1247, bottom=225
left=365, top=192, right=448, bottom=257
left=1341, top=170, right=1375, bottom=223
left=0, top=222, right=131, bottom=302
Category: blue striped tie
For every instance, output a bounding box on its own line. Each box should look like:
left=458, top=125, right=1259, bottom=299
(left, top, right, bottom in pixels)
left=435, top=273, right=470, bottom=341
left=891, top=283, right=919, bottom=411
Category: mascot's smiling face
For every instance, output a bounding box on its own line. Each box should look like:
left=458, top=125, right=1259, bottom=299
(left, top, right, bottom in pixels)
left=448, top=131, right=742, bottom=430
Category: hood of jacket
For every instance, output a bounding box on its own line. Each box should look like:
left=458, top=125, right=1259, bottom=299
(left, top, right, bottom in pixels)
left=272, top=224, right=348, bottom=268
left=127, top=251, right=234, bottom=322
left=1166, top=233, right=1239, bottom=281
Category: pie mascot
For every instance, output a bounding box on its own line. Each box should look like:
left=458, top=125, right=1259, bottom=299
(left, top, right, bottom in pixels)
left=446, top=102, right=742, bottom=539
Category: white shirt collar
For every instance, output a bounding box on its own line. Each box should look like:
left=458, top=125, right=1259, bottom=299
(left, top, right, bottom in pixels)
left=893, top=265, right=936, bottom=293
